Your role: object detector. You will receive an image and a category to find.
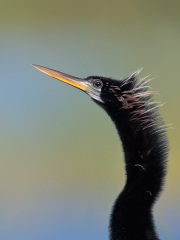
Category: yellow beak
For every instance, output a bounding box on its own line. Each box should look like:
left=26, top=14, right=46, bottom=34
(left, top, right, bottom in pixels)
left=32, top=64, right=88, bottom=92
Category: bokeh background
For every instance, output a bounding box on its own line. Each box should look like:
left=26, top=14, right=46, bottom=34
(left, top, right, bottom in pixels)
left=0, top=1, right=179, bottom=239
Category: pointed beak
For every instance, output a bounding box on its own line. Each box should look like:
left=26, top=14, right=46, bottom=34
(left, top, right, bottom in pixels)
left=32, top=64, right=88, bottom=92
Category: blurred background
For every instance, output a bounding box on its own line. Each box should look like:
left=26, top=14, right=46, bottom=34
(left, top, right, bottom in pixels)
left=0, top=0, right=179, bottom=239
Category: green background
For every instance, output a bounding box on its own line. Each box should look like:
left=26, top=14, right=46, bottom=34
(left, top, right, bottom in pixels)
left=0, top=1, right=179, bottom=239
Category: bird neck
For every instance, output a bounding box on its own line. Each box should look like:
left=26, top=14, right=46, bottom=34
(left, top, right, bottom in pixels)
left=104, top=103, right=167, bottom=240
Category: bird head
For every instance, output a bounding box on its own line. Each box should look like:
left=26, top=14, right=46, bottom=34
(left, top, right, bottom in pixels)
left=32, top=64, right=125, bottom=107
left=32, top=64, right=152, bottom=129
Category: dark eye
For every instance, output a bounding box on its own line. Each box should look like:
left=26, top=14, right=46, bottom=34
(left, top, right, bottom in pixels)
left=93, top=80, right=103, bottom=88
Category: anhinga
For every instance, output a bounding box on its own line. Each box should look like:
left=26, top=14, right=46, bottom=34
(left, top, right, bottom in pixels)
left=33, top=64, right=168, bottom=240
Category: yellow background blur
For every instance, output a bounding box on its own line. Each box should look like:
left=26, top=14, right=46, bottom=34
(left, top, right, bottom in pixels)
left=0, top=1, right=179, bottom=239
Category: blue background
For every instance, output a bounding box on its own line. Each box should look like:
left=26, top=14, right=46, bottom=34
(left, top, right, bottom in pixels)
left=0, top=1, right=179, bottom=239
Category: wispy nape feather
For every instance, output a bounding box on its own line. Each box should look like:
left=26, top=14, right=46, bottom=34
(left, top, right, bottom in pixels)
left=114, top=72, right=170, bottom=136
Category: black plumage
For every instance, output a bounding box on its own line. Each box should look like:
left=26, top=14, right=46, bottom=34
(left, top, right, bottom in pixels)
left=33, top=65, right=169, bottom=240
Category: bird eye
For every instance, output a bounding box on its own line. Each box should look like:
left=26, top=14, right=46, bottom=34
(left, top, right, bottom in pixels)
left=93, top=80, right=103, bottom=89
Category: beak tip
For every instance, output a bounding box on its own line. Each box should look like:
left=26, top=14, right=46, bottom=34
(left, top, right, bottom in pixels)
left=32, top=64, right=46, bottom=73
left=32, top=64, right=40, bottom=69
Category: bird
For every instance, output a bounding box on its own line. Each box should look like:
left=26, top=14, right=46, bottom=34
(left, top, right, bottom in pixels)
left=33, top=64, right=168, bottom=240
